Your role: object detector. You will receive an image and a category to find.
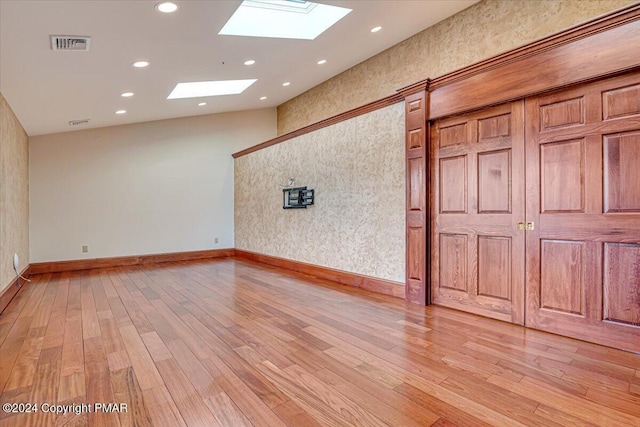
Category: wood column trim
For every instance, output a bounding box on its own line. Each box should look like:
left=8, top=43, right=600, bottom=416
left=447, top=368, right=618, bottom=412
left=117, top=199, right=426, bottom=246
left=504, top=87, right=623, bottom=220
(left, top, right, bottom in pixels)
left=234, top=250, right=405, bottom=299
left=399, top=81, right=430, bottom=304
left=0, top=266, right=31, bottom=315
left=29, top=248, right=235, bottom=274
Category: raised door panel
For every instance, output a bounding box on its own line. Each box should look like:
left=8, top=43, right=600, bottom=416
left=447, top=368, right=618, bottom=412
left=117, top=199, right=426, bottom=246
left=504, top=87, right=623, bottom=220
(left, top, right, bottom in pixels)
left=432, top=102, right=525, bottom=324
left=439, top=234, right=468, bottom=292
left=604, top=131, right=640, bottom=212
left=540, top=240, right=585, bottom=316
left=439, top=156, right=467, bottom=213
left=478, top=150, right=511, bottom=213
left=478, top=114, right=510, bottom=141
left=439, top=123, right=467, bottom=148
left=525, top=72, right=640, bottom=353
left=408, top=157, right=425, bottom=211
left=602, top=83, right=640, bottom=120
left=604, top=243, right=640, bottom=327
left=407, top=227, right=425, bottom=282
left=408, top=128, right=424, bottom=150
left=540, top=97, right=585, bottom=130
left=478, top=236, right=511, bottom=300
left=540, top=139, right=585, bottom=213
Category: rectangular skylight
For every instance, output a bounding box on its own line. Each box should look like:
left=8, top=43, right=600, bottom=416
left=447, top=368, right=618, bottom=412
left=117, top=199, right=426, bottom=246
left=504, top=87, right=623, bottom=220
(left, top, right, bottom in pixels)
left=167, top=79, right=257, bottom=99
left=219, top=0, right=351, bottom=40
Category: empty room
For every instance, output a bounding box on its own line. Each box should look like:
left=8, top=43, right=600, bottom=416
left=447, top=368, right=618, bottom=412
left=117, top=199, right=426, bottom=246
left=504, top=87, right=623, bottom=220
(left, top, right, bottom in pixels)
left=1, top=0, right=639, bottom=425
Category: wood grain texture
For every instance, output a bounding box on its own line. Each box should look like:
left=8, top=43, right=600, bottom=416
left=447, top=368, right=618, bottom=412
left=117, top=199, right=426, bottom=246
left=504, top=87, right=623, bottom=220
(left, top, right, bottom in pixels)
left=430, top=5, right=640, bottom=118
left=403, top=87, right=429, bottom=305
left=525, top=72, right=640, bottom=353
left=2, top=258, right=639, bottom=426
left=431, top=101, right=526, bottom=325
left=603, top=243, right=640, bottom=326
left=29, top=248, right=235, bottom=274
left=540, top=139, right=585, bottom=212
left=540, top=240, right=585, bottom=315
left=604, top=130, right=640, bottom=212
left=410, top=3, right=640, bottom=313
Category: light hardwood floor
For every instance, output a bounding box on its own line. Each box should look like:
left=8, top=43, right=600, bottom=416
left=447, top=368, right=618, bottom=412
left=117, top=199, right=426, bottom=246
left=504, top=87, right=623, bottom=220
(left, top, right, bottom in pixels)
left=0, top=258, right=639, bottom=426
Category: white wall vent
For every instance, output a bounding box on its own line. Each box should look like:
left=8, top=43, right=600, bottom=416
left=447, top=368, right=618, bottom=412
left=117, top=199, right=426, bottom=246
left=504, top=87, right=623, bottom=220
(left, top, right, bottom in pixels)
left=51, top=35, right=91, bottom=51
left=69, top=119, right=90, bottom=126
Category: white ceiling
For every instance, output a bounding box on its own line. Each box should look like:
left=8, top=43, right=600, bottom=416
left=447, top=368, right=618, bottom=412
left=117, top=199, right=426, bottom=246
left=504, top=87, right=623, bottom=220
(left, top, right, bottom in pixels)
left=0, top=0, right=477, bottom=136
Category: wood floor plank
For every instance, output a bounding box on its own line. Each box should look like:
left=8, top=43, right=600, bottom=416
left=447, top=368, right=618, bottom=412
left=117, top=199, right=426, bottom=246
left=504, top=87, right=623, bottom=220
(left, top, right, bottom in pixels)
left=201, top=354, right=288, bottom=427
left=83, top=336, right=119, bottom=427
left=1, top=258, right=639, bottom=427
left=488, top=374, right=640, bottom=426
left=141, top=385, right=186, bottom=427
left=118, top=325, right=164, bottom=391
left=314, top=366, right=437, bottom=427
left=155, top=358, right=222, bottom=427
left=205, top=391, right=253, bottom=427
left=110, top=367, right=153, bottom=427
left=272, top=399, right=324, bottom=427
left=0, top=280, right=37, bottom=346
left=532, top=404, right=601, bottom=427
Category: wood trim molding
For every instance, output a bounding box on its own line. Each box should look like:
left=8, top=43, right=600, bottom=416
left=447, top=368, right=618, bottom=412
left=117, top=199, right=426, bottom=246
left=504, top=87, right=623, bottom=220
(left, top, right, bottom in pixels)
left=0, top=266, right=31, bottom=315
left=429, top=3, right=640, bottom=90
left=429, top=5, right=640, bottom=118
left=397, top=79, right=430, bottom=97
left=29, top=248, right=235, bottom=274
left=232, top=92, right=404, bottom=158
left=403, top=90, right=429, bottom=305
left=235, top=250, right=405, bottom=299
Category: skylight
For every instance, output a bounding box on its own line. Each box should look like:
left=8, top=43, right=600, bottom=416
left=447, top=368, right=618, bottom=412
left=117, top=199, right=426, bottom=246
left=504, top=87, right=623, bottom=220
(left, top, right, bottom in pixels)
left=167, top=79, right=257, bottom=99
left=219, top=0, right=351, bottom=40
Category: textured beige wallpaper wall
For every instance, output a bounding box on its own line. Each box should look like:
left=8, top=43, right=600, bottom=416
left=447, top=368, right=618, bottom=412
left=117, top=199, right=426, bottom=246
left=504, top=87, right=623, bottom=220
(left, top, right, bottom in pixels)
left=277, top=0, right=635, bottom=135
left=0, top=93, right=29, bottom=293
left=235, top=102, right=405, bottom=282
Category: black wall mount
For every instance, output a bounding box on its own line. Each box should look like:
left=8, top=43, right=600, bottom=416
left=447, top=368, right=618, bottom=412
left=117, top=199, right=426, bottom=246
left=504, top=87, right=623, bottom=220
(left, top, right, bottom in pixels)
left=283, top=186, right=314, bottom=209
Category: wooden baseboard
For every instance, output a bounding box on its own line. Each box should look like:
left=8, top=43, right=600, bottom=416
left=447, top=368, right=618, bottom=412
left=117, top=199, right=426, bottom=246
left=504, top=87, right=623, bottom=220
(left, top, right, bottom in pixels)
left=23, top=248, right=404, bottom=301
left=0, top=265, right=31, bottom=315
left=234, top=250, right=405, bottom=299
left=29, top=248, right=235, bottom=274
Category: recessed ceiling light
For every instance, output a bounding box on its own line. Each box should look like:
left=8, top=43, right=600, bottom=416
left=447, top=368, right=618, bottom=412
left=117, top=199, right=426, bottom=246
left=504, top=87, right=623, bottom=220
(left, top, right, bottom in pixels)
left=132, top=61, right=150, bottom=68
left=371, top=26, right=382, bottom=33
left=167, top=79, right=257, bottom=99
left=317, top=59, right=327, bottom=65
left=198, top=102, right=207, bottom=106
left=282, top=82, right=290, bottom=87
left=115, top=110, right=126, bottom=115
left=121, top=92, right=134, bottom=97
left=244, top=59, right=256, bottom=66
left=219, top=0, right=351, bottom=40
left=260, top=96, right=267, bottom=100
left=155, top=2, right=178, bottom=13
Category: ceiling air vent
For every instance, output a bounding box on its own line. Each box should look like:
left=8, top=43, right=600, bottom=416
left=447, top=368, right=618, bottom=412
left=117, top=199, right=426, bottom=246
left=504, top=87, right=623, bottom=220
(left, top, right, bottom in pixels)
left=51, top=35, right=91, bottom=51
left=69, top=119, right=90, bottom=127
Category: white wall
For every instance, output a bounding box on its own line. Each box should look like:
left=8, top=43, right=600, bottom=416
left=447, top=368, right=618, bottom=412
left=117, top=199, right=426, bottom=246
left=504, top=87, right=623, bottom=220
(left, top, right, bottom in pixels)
left=29, top=109, right=275, bottom=262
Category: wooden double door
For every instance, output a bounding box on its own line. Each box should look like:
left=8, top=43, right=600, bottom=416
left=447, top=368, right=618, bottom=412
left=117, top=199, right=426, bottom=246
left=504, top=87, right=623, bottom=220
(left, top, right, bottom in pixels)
left=431, top=72, right=640, bottom=352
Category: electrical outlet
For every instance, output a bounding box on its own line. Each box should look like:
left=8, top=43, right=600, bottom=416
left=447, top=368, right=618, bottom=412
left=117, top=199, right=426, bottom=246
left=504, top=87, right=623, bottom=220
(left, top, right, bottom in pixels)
left=82, top=245, right=89, bottom=253
left=214, top=237, right=219, bottom=244
left=13, top=253, right=19, bottom=272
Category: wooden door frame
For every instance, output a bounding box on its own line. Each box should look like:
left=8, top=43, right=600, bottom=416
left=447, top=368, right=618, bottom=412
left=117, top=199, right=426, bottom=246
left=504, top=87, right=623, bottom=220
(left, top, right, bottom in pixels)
left=400, top=4, right=640, bottom=304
